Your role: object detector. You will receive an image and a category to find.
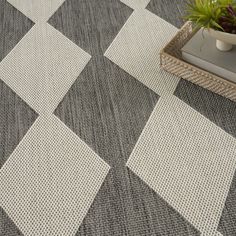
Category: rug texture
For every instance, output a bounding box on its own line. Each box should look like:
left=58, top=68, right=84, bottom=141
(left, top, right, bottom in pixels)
left=0, top=0, right=236, bottom=235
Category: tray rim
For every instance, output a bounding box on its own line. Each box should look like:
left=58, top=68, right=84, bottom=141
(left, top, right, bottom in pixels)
left=160, top=21, right=236, bottom=101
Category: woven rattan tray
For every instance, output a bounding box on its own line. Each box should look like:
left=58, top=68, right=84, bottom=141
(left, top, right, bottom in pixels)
left=160, top=21, right=236, bottom=102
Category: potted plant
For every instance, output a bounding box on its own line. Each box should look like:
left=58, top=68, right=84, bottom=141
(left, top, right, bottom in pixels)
left=185, top=0, right=236, bottom=51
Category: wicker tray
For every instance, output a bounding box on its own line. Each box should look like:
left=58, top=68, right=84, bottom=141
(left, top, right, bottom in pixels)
left=160, top=21, right=236, bottom=102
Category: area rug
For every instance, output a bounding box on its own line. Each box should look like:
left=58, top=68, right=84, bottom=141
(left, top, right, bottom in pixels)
left=0, top=0, right=236, bottom=235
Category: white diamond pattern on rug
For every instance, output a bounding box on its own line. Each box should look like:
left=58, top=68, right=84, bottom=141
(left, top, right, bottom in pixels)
left=120, top=0, right=150, bottom=9
left=0, top=22, right=91, bottom=115
left=0, top=114, right=110, bottom=236
left=201, top=232, right=223, bottom=236
left=126, top=95, right=236, bottom=235
left=7, top=0, right=66, bottom=23
left=105, top=9, right=180, bottom=96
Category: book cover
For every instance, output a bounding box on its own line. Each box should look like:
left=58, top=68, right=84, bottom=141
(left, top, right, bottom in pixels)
left=181, top=29, right=236, bottom=83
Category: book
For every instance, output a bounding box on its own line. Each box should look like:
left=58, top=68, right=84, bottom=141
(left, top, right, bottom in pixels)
left=181, top=30, right=236, bottom=84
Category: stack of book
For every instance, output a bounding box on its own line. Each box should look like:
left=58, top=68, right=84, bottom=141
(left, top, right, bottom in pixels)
left=181, top=30, right=236, bottom=84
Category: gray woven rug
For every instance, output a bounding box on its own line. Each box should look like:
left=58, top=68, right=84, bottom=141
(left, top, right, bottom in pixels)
left=0, top=0, right=236, bottom=235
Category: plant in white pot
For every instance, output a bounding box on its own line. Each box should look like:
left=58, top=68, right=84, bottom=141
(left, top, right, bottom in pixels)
left=185, top=0, right=236, bottom=51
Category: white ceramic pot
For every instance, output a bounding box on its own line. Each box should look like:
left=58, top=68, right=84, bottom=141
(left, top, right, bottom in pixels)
left=208, top=28, right=236, bottom=51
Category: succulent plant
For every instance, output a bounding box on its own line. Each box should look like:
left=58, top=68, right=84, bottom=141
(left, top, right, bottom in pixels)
left=219, top=5, right=236, bottom=33
left=185, top=0, right=236, bottom=34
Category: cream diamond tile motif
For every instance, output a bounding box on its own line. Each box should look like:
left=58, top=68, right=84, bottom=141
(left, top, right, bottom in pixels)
left=105, top=9, right=180, bottom=96
left=7, top=0, right=65, bottom=23
left=201, top=232, right=223, bottom=236
left=126, top=95, right=236, bottom=236
left=120, top=0, right=150, bottom=9
left=0, top=23, right=91, bottom=115
left=0, top=114, right=110, bottom=236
